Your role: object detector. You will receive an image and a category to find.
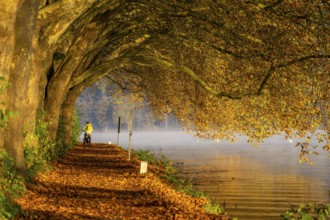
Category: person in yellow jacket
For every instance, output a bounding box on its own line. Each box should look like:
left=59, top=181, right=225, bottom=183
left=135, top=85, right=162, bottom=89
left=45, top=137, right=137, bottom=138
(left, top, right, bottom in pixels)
left=82, top=121, right=93, bottom=146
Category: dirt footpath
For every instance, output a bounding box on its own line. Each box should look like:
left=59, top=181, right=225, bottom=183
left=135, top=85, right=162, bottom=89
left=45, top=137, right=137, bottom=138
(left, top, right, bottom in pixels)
left=15, top=144, right=225, bottom=220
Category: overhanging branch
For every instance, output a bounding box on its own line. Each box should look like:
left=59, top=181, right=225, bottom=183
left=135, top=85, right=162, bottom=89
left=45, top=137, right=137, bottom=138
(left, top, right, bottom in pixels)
left=275, top=54, right=330, bottom=68
left=67, top=56, right=130, bottom=89
left=105, top=75, right=128, bottom=91
left=133, top=54, right=252, bottom=99
left=133, top=52, right=330, bottom=100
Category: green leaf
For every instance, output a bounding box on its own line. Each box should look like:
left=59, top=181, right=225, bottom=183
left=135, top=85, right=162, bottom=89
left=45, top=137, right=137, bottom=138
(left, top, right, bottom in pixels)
left=8, top=111, right=16, bottom=117
left=301, top=214, right=313, bottom=220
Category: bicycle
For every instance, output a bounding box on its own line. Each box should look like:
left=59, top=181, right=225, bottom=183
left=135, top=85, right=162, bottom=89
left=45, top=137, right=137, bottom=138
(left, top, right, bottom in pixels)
left=83, top=132, right=91, bottom=147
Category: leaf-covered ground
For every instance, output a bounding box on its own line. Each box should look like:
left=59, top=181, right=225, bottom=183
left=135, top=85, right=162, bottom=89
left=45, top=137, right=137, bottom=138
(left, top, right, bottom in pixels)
left=15, top=144, right=225, bottom=219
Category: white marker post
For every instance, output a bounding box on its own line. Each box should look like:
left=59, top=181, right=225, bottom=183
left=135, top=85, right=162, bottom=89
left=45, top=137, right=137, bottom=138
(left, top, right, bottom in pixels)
left=140, top=161, right=148, bottom=174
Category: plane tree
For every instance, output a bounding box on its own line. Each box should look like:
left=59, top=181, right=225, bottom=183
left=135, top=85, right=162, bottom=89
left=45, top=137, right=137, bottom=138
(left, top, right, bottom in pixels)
left=0, top=0, right=329, bottom=172
left=108, top=0, right=330, bottom=162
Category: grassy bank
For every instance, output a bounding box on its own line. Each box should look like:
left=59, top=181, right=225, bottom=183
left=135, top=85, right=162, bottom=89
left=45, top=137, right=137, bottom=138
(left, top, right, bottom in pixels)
left=131, top=148, right=229, bottom=218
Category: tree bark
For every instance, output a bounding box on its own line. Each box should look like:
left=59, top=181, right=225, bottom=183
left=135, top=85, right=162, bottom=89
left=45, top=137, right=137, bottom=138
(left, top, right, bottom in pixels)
left=0, top=0, right=23, bottom=150
left=4, top=0, right=40, bottom=174
left=60, top=86, right=84, bottom=148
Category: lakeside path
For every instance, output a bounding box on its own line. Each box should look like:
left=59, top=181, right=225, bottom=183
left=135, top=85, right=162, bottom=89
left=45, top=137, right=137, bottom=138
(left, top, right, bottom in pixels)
left=15, top=143, right=225, bottom=220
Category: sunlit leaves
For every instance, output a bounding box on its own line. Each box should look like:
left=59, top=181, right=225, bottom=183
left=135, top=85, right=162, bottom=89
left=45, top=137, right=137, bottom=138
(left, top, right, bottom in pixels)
left=16, top=144, right=226, bottom=219
left=47, top=0, right=330, bottom=161
left=282, top=203, right=330, bottom=220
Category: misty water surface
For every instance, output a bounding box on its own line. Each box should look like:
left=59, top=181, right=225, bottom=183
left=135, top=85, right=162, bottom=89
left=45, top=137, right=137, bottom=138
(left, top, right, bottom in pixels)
left=89, top=130, right=330, bottom=220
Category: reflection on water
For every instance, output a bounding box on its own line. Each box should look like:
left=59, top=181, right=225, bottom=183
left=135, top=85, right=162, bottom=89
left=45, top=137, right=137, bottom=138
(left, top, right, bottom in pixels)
left=174, top=156, right=328, bottom=219
left=93, top=131, right=330, bottom=220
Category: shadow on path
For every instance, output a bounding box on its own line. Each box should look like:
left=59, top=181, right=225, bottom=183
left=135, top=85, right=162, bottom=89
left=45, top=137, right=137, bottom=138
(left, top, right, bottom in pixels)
left=16, top=143, right=224, bottom=220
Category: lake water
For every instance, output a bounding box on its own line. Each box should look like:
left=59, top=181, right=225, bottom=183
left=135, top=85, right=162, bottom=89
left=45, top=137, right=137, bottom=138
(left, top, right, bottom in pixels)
left=92, top=130, right=330, bottom=220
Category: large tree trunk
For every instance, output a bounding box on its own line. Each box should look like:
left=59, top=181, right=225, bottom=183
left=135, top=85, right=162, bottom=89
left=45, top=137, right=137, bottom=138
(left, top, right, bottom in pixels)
left=0, top=0, right=23, bottom=150
left=22, top=56, right=49, bottom=149
left=4, top=0, right=40, bottom=174
left=44, top=70, right=73, bottom=141
left=60, top=86, right=85, bottom=148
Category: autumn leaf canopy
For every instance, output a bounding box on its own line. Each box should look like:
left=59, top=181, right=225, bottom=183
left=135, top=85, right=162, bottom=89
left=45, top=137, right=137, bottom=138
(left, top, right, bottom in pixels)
left=38, top=0, right=330, bottom=150
left=0, top=0, right=329, bottom=169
